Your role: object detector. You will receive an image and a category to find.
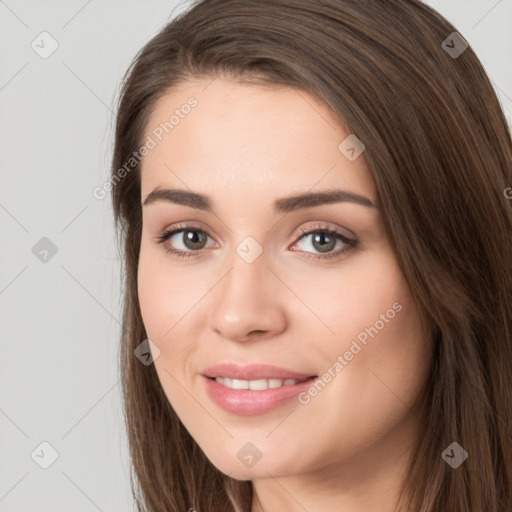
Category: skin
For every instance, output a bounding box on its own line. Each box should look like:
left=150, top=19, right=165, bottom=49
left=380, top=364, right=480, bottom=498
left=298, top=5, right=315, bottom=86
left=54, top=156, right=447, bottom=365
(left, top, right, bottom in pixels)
left=137, top=77, right=432, bottom=512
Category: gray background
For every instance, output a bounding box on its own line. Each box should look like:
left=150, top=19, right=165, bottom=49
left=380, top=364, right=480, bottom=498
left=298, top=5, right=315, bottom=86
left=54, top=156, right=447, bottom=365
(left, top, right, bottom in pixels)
left=0, top=1, right=511, bottom=510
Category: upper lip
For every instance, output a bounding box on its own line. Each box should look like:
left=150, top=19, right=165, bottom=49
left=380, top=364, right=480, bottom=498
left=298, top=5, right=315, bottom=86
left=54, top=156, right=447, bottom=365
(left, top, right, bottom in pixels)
left=202, top=363, right=317, bottom=381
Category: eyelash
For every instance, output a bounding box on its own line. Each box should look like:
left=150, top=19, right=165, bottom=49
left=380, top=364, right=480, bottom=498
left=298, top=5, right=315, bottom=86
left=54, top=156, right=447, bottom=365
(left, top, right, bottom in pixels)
left=154, top=223, right=358, bottom=261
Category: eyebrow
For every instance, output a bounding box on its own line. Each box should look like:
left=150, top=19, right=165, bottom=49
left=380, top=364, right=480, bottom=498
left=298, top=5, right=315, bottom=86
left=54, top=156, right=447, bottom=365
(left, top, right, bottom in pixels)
left=142, top=187, right=378, bottom=213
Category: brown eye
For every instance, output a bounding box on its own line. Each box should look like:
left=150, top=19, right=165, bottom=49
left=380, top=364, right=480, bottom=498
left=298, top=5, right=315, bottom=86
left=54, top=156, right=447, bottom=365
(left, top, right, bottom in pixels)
left=308, top=232, right=338, bottom=253
left=155, top=226, right=215, bottom=259
left=290, top=224, right=358, bottom=261
left=179, top=230, right=208, bottom=251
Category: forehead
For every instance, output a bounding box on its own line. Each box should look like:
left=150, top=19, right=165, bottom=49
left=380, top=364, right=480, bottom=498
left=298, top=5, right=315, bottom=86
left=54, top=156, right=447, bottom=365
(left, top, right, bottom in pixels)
left=140, top=77, right=376, bottom=205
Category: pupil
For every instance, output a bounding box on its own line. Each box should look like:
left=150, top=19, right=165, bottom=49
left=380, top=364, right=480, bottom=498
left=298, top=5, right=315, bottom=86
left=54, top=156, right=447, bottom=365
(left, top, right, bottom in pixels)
left=185, top=230, right=205, bottom=249
left=313, top=233, right=335, bottom=253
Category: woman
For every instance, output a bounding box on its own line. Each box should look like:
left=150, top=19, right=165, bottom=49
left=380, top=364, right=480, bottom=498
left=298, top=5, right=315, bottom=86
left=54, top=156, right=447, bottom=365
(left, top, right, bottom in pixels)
left=110, top=0, right=512, bottom=510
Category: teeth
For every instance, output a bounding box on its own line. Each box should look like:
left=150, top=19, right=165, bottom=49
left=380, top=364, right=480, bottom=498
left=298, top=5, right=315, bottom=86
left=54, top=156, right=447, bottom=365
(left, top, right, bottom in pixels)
left=214, top=377, right=306, bottom=390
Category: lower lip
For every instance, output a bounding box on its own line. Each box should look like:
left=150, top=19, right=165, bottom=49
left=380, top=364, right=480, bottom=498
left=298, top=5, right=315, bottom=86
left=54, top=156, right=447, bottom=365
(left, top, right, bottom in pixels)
left=202, top=375, right=317, bottom=416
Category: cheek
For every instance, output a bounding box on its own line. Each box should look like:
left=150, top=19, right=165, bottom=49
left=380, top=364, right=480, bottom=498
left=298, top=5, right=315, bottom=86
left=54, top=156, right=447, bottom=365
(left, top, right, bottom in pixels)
left=137, top=255, right=167, bottom=339
left=137, top=251, right=197, bottom=409
left=294, top=281, right=429, bottom=464
left=314, top=251, right=430, bottom=418
left=137, top=244, right=210, bottom=390
left=334, top=297, right=428, bottom=432
left=314, top=249, right=410, bottom=351
left=137, top=245, right=196, bottom=340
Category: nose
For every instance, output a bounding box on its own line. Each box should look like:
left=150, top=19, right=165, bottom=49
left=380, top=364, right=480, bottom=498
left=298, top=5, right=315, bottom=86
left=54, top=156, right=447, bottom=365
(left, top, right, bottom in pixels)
left=208, top=253, right=288, bottom=343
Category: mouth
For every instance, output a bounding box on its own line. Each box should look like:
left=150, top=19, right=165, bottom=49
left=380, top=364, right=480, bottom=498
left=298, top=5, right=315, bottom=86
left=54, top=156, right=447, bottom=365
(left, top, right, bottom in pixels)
left=201, top=362, right=318, bottom=415
left=202, top=362, right=317, bottom=381
left=205, top=375, right=314, bottom=390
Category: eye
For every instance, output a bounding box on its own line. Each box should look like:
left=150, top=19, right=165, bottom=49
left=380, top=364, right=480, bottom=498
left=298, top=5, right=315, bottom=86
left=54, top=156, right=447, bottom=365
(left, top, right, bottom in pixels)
left=154, top=224, right=214, bottom=259
left=290, top=223, right=358, bottom=260
left=154, top=222, right=358, bottom=261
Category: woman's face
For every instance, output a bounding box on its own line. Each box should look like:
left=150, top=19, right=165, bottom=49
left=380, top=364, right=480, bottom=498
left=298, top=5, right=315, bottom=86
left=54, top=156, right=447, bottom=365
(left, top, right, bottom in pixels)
left=137, top=77, right=431, bottom=483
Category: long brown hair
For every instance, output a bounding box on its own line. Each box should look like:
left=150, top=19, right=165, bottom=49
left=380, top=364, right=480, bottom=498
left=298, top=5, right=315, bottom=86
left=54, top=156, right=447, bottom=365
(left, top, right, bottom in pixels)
left=110, top=1, right=512, bottom=510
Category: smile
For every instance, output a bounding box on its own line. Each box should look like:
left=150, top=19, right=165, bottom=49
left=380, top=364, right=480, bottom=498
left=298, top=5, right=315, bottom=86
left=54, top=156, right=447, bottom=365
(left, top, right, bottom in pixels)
left=203, top=375, right=318, bottom=416
left=213, top=376, right=309, bottom=390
